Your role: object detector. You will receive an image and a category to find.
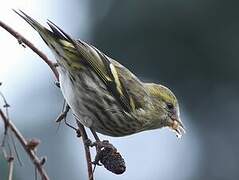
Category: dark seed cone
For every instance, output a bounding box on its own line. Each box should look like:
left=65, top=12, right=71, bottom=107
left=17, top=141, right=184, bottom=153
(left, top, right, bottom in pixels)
left=99, top=147, right=126, bottom=174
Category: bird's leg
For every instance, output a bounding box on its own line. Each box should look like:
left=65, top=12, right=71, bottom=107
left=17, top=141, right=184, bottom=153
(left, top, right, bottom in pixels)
left=89, top=128, right=116, bottom=165
left=54, top=65, right=60, bottom=88
left=55, top=104, right=70, bottom=123
left=90, top=128, right=100, bottom=142
left=56, top=103, right=79, bottom=135
left=90, top=128, right=116, bottom=150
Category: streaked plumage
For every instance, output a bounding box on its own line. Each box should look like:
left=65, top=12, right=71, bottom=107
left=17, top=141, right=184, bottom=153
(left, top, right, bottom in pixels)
left=15, top=10, right=185, bottom=137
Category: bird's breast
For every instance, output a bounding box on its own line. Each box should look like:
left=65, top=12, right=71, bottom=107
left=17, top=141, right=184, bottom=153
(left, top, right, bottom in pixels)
left=58, top=67, right=143, bottom=136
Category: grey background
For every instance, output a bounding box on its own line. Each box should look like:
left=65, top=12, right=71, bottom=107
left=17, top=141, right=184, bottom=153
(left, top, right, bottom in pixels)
left=0, top=0, right=239, bottom=180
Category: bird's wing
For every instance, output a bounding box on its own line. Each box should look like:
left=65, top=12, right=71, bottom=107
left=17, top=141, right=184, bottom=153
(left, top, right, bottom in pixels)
left=15, top=10, right=142, bottom=113
left=110, top=59, right=150, bottom=111
left=73, top=40, right=149, bottom=113
left=74, top=41, right=136, bottom=112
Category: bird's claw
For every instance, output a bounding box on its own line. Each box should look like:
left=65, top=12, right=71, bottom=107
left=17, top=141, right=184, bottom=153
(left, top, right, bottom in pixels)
left=84, top=139, right=93, bottom=146
left=92, top=160, right=102, bottom=166
left=88, top=140, right=117, bottom=167
left=92, top=140, right=116, bottom=152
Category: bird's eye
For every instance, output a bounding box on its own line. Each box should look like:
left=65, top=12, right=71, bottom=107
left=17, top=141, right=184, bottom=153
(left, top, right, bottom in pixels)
left=166, top=103, right=174, bottom=110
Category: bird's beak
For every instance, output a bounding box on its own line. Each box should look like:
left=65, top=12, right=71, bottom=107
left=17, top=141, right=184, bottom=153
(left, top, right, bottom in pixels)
left=169, top=115, right=186, bottom=138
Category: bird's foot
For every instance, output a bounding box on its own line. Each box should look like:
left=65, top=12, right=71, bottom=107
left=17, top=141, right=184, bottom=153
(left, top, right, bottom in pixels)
left=89, top=140, right=117, bottom=165
left=91, top=140, right=116, bottom=152
left=90, top=140, right=126, bottom=174
left=83, top=138, right=113, bottom=166
left=55, top=104, right=79, bottom=134
left=55, top=104, right=70, bottom=123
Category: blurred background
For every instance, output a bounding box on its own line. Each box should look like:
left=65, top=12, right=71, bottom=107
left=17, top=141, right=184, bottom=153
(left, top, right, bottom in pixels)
left=0, top=0, right=238, bottom=180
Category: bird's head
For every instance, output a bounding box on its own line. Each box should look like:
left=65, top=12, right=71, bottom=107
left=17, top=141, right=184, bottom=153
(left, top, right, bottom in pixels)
left=143, top=83, right=185, bottom=138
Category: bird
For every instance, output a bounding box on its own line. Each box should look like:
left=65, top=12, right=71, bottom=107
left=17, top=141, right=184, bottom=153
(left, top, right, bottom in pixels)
left=15, top=10, right=185, bottom=138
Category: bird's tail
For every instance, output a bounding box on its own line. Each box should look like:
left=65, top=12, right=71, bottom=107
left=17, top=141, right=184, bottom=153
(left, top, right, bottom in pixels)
left=14, top=10, right=83, bottom=66
left=14, top=10, right=138, bottom=113
left=14, top=10, right=58, bottom=46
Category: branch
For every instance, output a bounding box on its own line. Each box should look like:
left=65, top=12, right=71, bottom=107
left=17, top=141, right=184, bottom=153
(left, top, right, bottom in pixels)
left=77, top=122, right=93, bottom=180
left=0, top=109, right=49, bottom=180
left=0, top=20, right=59, bottom=81
left=0, top=19, right=94, bottom=180
left=8, top=156, right=14, bottom=180
left=2, top=147, right=14, bottom=180
left=0, top=16, right=126, bottom=179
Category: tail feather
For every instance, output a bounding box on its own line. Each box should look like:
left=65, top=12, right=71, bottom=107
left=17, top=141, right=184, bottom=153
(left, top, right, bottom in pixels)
left=14, top=10, right=79, bottom=56
left=46, top=20, right=73, bottom=42
left=46, top=21, right=66, bottom=40
left=14, top=10, right=137, bottom=113
left=14, top=10, right=51, bottom=37
left=14, top=9, right=71, bottom=48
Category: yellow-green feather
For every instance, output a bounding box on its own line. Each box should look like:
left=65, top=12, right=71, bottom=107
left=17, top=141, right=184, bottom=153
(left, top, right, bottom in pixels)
left=145, top=83, right=177, bottom=106
left=15, top=10, right=136, bottom=113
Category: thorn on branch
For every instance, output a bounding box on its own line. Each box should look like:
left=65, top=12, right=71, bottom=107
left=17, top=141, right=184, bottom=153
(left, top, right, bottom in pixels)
left=26, top=138, right=41, bottom=151
left=0, top=108, right=49, bottom=179
left=7, top=156, right=14, bottom=162
left=3, top=103, right=10, bottom=108
left=76, top=129, right=82, bottom=137
left=40, top=156, right=47, bottom=165
left=17, top=37, right=26, bottom=48
left=55, top=81, right=60, bottom=88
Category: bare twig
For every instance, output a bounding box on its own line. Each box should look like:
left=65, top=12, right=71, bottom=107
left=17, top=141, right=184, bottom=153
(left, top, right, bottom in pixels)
left=0, top=20, right=59, bottom=81
left=77, top=121, right=94, bottom=180
left=0, top=91, right=23, bottom=167
left=9, top=131, right=23, bottom=166
left=0, top=109, right=49, bottom=180
left=0, top=20, right=94, bottom=180
left=1, top=16, right=125, bottom=179
left=1, top=147, right=14, bottom=180
left=8, top=156, right=14, bottom=180
left=0, top=90, right=10, bottom=138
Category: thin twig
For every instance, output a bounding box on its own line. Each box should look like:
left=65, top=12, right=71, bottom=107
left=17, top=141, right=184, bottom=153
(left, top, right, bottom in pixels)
left=0, top=20, right=59, bottom=81
left=9, top=131, right=23, bottom=166
left=77, top=122, right=94, bottom=180
left=0, top=109, right=49, bottom=180
left=1, top=147, right=14, bottom=180
left=8, top=156, right=14, bottom=180
left=0, top=91, right=23, bottom=166
left=0, top=19, right=94, bottom=180
left=0, top=91, right=10, bottom=140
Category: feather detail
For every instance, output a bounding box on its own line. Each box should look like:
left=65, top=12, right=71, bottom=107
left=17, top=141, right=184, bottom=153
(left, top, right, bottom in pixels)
left=15, top=10, right=136, bottom=113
